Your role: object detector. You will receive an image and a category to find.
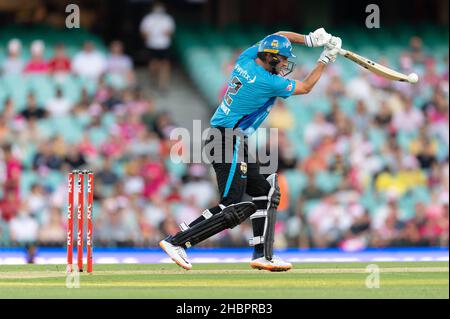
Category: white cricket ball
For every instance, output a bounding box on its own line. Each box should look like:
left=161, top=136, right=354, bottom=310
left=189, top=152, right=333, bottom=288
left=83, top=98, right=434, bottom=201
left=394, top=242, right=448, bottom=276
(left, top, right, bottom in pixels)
left=408, top=73, right=419, bottom=84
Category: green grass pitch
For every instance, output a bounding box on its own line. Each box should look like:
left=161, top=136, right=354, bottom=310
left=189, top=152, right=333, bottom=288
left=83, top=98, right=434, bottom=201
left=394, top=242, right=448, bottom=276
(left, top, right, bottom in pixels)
left=0, top=262, right=448, bottom=299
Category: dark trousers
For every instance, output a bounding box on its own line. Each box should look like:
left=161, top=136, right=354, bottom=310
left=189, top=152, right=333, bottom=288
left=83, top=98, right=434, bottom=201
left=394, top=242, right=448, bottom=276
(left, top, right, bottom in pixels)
left=207, top=127, right=271, bottom=208
left=185, top=128, right=271, bottom=257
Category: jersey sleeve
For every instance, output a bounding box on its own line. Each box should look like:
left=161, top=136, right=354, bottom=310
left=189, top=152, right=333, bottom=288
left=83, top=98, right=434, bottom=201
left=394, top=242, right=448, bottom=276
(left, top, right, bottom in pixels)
left=269, top=75, right=296, bottom=99
left=237, top=44, right=259, bottom=61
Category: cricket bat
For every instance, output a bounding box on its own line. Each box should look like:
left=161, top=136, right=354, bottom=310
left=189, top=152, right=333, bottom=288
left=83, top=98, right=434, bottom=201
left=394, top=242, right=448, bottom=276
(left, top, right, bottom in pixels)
left=329, top=46, right=419, bottom=84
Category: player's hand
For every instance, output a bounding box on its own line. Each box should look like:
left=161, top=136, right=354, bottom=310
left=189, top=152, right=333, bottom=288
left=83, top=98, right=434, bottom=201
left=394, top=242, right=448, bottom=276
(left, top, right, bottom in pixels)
left=305, top=28, right=332, bottom=47
left=318, top=36, right=342, bottom=64
left=326, top=36, right=342, bottom=53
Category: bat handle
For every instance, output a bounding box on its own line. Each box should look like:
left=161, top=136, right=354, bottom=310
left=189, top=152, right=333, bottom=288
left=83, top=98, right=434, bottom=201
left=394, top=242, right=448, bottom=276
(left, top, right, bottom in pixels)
left=325, top=44, right=347, bottom=56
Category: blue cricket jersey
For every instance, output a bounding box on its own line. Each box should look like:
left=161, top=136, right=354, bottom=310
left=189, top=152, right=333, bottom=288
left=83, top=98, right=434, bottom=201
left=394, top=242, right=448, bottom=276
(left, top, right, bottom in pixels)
left=210, top=45, right=296, bottom=136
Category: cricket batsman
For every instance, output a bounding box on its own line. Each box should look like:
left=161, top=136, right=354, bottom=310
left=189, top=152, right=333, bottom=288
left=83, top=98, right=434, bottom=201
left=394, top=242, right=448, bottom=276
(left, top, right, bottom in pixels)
left=160, top=28, right=342, bottom=271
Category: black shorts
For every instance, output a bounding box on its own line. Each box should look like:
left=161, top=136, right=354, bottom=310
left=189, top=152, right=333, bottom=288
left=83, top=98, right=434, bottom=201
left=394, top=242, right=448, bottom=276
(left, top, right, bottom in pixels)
left=205, top=127, right=271, bottom=206
left=147, top=48, right=171, bottom=60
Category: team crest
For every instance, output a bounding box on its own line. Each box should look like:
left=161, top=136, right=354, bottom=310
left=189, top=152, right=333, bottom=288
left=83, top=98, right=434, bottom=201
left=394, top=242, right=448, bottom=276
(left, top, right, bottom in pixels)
left=240, top=162, right=247, bottom=175
left=271, top=40, right=278, bottom=48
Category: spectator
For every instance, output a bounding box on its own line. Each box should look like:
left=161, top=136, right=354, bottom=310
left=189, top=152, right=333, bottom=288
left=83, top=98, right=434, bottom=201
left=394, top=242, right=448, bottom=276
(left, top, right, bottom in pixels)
left=38, top=206, right=65, bottom=245
left=374, top=100, right=393, bottom=128
left=127, top=130, right=161, bottom=157
left=100, top=133, right=126, bottom=159
left=125, top=88, right=154, bottom=116
left=64, top=146, right=87, bottom=170
left=409, top=36, right=425, bottom=65
left=302, top=172, right=325, bottom=200
left=352, top=100, right=370, bottom=131
left=49, top=44, right=70, bottom=71
left=423, top=88, right=448, bottom=124
left=141, top=156, right=168, bottom=198
left=73, top=88, right=92, bottom=115
left=27, top=184, right=47, bottom=217
left=379, top=146, right=426, bottom=191
left=346, top=71, right=373, bottom=105
left=180, top=164, right=217, bottom=208
left=392, top=95, right=424, bottom=133
left=372, top=198, right=406, bottom=246
left=123, top=158, right=145, bottom=196
left=99, top=208, right=138, bottom=246
left=78, top=132, right=98, bottom=160
left=304, top=113, right=336, bottom=148
left=45, top=87, right=73, bottom=117
left=1, top=39, right=24, bottom=75
left=72, top=41, right=107, bottom=80
left=439, top=202, right=449, bottom=246
left=1, top=144, right=21, bottom=198
left=20, top=93, right=48, bottom=121
left=174, top=196, right=200, bottom=227
left=112, top=112, right=146, bottom=142
left=277, top=131, right=298, bottom=170
left=326, top=74, right=345, bottom=98
left=0, top=188, right=20, bottom=222
left=24, top=40, right=49, bottom=74
left=423, top=58, right=441, bottom=87
left=268, top=100, right=295, bottom=130
left=308, top=195, right=347, bottom=247
left=97, top=158, right=119, bottom=186
left=0, top=115, right=10, bottom=141
left=9, top=203, right=39, bottom=244
left=107, top=40, right=135, bottom=87
left=32, top=143, right=63, bottom=171
left=1, top=98, right=17, bottom=123
left=410, top=128, right=438, bottom=170
left=140, top=1, right=175, bottom=92
left=48, top=43, right=71, bottom=81
left=326, top=98, right=345, bottom=124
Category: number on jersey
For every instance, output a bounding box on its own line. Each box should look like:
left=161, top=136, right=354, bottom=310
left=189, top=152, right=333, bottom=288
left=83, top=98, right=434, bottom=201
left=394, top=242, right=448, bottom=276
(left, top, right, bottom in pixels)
left=224, top=76, right=243, bottom=106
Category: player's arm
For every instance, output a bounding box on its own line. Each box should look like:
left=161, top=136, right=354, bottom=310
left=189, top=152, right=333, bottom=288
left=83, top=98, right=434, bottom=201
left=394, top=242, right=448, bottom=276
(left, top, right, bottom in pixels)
left=292, top=62, right=326, bottom=95
left=275, top=31, right=307, bottom=45
left=292, top=36, right=342, bottom=95
left=276, top=28, right=331, bottom=48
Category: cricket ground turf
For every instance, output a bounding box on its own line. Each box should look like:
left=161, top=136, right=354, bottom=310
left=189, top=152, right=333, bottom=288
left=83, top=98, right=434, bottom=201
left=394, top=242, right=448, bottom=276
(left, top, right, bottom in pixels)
left=0, top=262, right=448, bottom=299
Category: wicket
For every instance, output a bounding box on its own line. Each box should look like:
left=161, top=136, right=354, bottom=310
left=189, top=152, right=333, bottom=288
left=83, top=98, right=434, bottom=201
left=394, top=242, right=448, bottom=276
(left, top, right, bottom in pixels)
left=67, top=169, right=94, bottom=273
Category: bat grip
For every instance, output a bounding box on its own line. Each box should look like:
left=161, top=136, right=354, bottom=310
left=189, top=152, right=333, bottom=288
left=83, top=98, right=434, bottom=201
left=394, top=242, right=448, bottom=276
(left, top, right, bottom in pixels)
left=325, top=44, right=347, bottom=56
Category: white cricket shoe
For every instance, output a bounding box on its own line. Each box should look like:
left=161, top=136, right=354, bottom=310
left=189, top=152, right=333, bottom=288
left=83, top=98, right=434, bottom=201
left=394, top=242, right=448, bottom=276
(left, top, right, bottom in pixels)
left=159, top=239, right=192, bottom=270
left=250, top=255, right=293, bottom=272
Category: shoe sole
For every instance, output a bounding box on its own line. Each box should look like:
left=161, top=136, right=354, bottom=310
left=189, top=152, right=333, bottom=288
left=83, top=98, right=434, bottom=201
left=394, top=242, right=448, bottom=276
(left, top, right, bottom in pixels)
left=159, top=241, right=192, bottom=271
left=250, top=262, right=292, bottom=272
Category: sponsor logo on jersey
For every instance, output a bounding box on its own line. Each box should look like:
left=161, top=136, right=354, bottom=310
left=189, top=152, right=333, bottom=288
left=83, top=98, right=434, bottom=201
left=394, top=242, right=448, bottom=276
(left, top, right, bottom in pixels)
left=248, top=75, right=256, bottom=84
left=286, top=82, right=293, bottom=91
left=234, top=64, right=253, bottom=82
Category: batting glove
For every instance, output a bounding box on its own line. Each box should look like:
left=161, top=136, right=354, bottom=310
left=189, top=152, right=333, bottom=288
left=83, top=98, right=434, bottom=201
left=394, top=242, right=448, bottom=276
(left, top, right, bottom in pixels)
left=318, top=36, right=342, bottom=64
left=305, top=28, right=332, bottom=47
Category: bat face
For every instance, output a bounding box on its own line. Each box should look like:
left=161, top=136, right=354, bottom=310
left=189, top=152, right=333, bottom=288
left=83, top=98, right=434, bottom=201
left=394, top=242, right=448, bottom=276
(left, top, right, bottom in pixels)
left=342, top=50, right=411, bottom=82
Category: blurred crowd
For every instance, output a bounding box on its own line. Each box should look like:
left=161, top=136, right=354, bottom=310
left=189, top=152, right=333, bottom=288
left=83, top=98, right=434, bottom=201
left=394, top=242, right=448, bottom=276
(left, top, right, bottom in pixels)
left=0, top=32, right=448, bottom=251
left=267, top=36, right=449, bottom=249
left=0, top=36, right=205, bottom=248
